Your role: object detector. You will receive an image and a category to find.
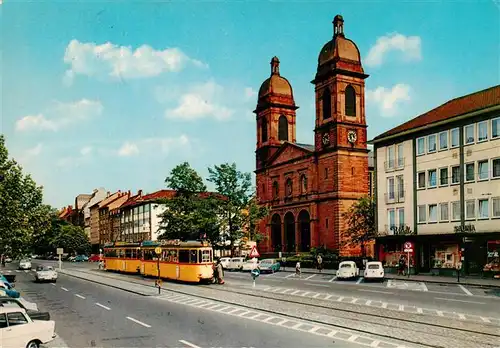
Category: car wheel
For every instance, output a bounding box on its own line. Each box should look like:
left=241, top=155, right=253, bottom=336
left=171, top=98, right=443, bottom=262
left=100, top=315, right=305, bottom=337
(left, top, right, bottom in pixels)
left=26, top=340, right=40, bottom=348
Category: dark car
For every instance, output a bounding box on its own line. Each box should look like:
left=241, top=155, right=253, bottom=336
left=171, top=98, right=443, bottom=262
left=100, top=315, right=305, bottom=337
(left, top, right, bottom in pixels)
left=0, top=296, right=50, bottom=320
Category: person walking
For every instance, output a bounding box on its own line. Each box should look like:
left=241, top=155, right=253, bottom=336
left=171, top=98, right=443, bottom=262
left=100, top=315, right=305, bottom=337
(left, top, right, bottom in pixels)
left=316, top=254, right=323, bottom=273
left=216, top=259, right=225, bottom=284
left=295, top=261, right=301, bottom=278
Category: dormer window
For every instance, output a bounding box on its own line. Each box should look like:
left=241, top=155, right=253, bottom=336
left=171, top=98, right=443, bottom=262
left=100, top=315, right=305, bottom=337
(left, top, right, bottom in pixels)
left=345, top=85, right=356, bottom=116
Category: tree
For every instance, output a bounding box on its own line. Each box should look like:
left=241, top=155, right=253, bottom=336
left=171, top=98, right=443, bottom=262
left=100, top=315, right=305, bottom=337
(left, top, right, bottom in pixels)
left=341, top=196, right=376, bottom=257
left=0, top=135, right=52, bottom=258
left=208, top=163, right=268, bottom=255
left=51, top=223, right=91, bottom=255
left=158, top=162, right=221, bottom=242
left=241, top=196, right=268, bottom=244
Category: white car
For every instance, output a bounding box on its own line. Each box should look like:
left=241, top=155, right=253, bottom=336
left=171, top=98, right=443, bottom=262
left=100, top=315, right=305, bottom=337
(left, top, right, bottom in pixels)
left=219, top=257, right=231, bottom=269
left=19, top=259, right=32, bottom=270
left=34, top=266, right=58, bottom=283
left=227, top=257, right=245, bottom=271
left=242, top=258, right=260, bottom=271
left=363, top=261, right=385, bottom=281
left=336, top=261, right=359, bottom=280
left=0, top=307, right=56, bottom=348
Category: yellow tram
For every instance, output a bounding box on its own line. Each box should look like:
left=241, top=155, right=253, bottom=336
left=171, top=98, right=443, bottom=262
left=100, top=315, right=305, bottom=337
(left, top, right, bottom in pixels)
left=103, top=240, right=214, bottom=283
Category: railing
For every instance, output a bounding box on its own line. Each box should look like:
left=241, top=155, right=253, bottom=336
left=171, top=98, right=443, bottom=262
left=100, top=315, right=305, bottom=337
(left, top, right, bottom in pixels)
left=384, top=224, right=415, bottom=235
left=384, top=190, right=405, bottom=203
left=385, top=157, right=405, bottom=171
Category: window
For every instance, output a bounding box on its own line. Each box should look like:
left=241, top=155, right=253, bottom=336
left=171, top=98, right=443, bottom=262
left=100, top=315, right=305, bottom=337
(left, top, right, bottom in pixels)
left=479, top=199, right=489, bottom=219
left=492, top=118, right=500, bottom=139
left=492, top=158, right=500, bottom=178
left=493, top=197, right=500, bottom=218
left=397, top=208, right=405, bottom=227
left=189, top=250, right=198, bottom=263
left=451, top=128, right=459, bottom=148
left=396, top=175, right=404, bottom=199
left=451, top=201, right=461, bottom=221
left=325, top=218, right=329, bottom=228
left=178, top=250, right=189, bottom=263
left=261, top=118, right=268, bottom=142
left=439, top=131, right=448, bottom=150
left=387, top=177, right=395, bottom=200
left=440, top=203, right=449, bottom=221
left=199, top=250, right=211, bottom=263
left=451, top=166, right=460, bottom=184
left=428, top=169, right=437, bottom=187
left=478, top=121, right=488, bottom=141
left=478, top=160, right=489, bottom=180
left=417, top=137, right=425, bottom=155
left=466, top=200, right=475, bottom=220
left=285, top=178, right=293, bottom=197
left=465, top=163, right=475, bottom=182
left=345, top=85, right=356, bottom=116
left=0, top=314, right=6, bottom=328
left=417, top=172, right=426, bottom=189
left=6, top=312, right=28, bottom=326
left=418, top=205, right=426, bottom=223
left=428, top=204, right=437, bottom=222
left=387, top=146, right=395, bottom=169
left=278, top=115, right=288, bottom=141
left=397, top=144, right=404, bottom=167
left=465, top=124, right=475, bottom=144
left=322, top=87, right=332, bottom=119
left=388, top=209, right=395, bottom=229
left=144, top=203, right=150, bottom=212
left=428, top=134, right=437, bottom=152
left=439, top=167, right=449, bottom=186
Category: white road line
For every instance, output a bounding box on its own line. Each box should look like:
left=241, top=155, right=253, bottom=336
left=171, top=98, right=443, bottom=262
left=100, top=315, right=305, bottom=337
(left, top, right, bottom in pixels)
left=398, top=304, right=404, bottom=311
left=480, top=316, right=492, bottom=323
left=417, top=308, right=423, bottom=314
left=328, top=276, right=337, bottom=282
left=304, top=274, right=315, bottom=280
left=458, top=313, right=466, bottom=320
left=325, top=294, right=333, bottom=300
left=365, top=300, right=372, bottom=305
left=50, top=283, right=56, bottom=286
left=434, top=297, right=486, bottom=305
left=291, top=290, right=301, bottom=295
left=75, top=294, right=86, bottom=299
left=356, top=278, right=363, bottom=284
left=95, top=302, right=111, bottom=310
left=126, top=316, right=151, bottom=328
left=370, top=340, right=380, bottom=347
left=458, top=284, right=473, bottom=296
left=61, top=287, right=68, bottom=291
left=348, top=335, right=359, bottom=342
left=305, top=283, right=329, bottom=287
left=285, top=273, right=295, bottom=278
left=350, top=298, right=358, bottom=304
left=436, top=310, right=444, bottom=316
left=313, top=293, right=321, bottom=298
left=337, top=297, right=345, bottom=302
left=357, top=289, right=394, bottom=294
left=179, top=340, right=201, bottom=348
left=421, top=282, right=428, bottom=291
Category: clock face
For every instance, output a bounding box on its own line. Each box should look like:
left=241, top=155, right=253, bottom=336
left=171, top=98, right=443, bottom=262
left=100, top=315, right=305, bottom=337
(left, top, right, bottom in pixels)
left=347, top=130, right=357, bottom=144
left=322, top=132, right=330, bottom=145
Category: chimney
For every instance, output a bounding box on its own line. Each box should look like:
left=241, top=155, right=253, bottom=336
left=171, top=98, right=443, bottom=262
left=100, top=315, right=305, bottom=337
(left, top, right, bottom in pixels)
left=138, top=189, right=143, bottom=196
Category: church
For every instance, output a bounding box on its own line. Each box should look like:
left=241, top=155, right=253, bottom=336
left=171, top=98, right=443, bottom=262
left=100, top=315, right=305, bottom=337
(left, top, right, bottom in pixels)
left=255, top=15, right=371, bottom=256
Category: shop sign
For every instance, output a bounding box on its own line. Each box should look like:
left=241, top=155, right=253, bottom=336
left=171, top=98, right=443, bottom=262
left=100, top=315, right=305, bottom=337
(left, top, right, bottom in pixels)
left=487, top=251, right=499, bottom=258
left=454, top=224, right=475, bottom=233
left=390, top=225, right=413, bottom=235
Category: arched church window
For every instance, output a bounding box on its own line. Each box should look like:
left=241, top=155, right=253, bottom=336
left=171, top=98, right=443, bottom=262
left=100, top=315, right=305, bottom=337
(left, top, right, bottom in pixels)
left=261, top=118, right=268, bottom=143
left=285, top=178, right=293, bottom=197
left=322, top=87, right=331, bottom=120
left=345, top=85, right=356, bottom=116
left=272, top=181, right=279, bottom=199
left=300, top=174, right=308, bottom=194
left=278, top=115, right=288, bottom=141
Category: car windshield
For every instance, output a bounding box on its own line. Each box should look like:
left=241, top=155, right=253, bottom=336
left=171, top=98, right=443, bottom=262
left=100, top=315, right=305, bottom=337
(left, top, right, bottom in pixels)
left=261, top=260, right=273, bottom=264
left=37, top=266, right=53, bottom=271
left=340, top=264, right=352, bottom=268
left=20, top=259, right=30, bottom=263
left=368, top=264, right=380, bottom=269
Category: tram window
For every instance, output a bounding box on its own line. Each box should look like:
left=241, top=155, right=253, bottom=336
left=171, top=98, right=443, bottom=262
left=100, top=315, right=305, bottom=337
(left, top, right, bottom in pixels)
left=104, top=249, right=116, bottom=257
left=117, top=249, right=124, bottom=258
left=189, top=250, right=197, bottom=263
left=143, top=250, right=154, bottom=261
left=200, top=250, right=211, bottom=263
left=125, top=249, right=132, bottom=258
left=179, top=250, right=189, bottom=263
left=170, top=249, right=178, bottom=262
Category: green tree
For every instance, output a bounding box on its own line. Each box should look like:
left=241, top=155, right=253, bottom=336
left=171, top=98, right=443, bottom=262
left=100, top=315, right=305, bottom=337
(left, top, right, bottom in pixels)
left=158, top=162, right=221, bottom=242
left=0, top=135, right=51, bottom=258
left=51, top=224, right=91, bottom=255
left=242, top=196, right=268, bottom=244
left=341, top=196, right=376, bottom=257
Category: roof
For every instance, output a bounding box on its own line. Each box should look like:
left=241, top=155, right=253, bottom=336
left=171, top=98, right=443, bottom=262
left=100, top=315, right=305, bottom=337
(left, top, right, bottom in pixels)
left=296, top=143, right=315, bottom=152
left=98, top=191, right=122, bottom=209
left=106, top=193, right=130, bottom=212
left=266, top=141, right=314, bottom=166
left=373, top=85, right=500, bottom=142
left=258, top=57, right=293, bottom=99
left=141, top=189, right=177, bottom=201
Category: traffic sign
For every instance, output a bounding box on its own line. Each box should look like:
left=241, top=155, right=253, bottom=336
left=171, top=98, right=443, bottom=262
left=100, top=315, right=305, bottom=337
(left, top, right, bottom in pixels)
left=251, top=268, right=260, bottom=278
left=57, top=248, right=63, bottom=255
left=403, top=242, right=413, bottom=253
left=154, top=247, right=162, bottom=255
left=249, top=246, right=260, bottom=258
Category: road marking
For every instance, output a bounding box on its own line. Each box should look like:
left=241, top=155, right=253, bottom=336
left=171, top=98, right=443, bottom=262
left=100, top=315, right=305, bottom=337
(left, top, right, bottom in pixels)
left=75, top=294, right=86, bottom=299
left=417, top=308, right=423, bottom=314
left=434, top=297, right=486, bottom=305
left=325, top=294, right=333, bottom=300
left=357, top=289, right=394, bottom=294
left=95, top=302, right=111, bottom=310
left=356, top=278, right=363, bottom=284
left=50, top=283, right=56, bottom=286
left=305, top=283, right=329, bottom=287
left=436, top=310, right=444, bottom=316
left=370, top=340, right=380, bottom=347
left=126, top=316, right=151, bottom=328
left=291, top=290, right=301, bottom=295
left=304, top=274, right=316, bottom=280
left=365, top=300, right=372, bottom=305
left=458, top=284, right=473, bottom=296
left=313, top=293, right=321, bottom=298
left=480, top=316, right=491, bottom=323
left=458, top=313, right=466, bottom=320
left=337, top=297, right=344, bottom=302
left=285, top=273, right=295, bottom=278
left=328, top=276, right=337, bottom=282
left=61, top=287, right=69, bottom=291
left=15, top=270, right=20, bottom=273
left=179, top=340, right=201, bottom=348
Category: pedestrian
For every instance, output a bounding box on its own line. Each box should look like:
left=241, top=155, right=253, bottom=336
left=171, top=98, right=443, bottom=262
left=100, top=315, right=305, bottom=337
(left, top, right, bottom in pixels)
left=1, top=254, right=5, bottom=268
left=216, top=259, right=225, bottom=284
left=295, top=261, right=301, bottom=278
left=316, top=254, right=323, bottom=273
left=398, top=255, right=406, bottom=276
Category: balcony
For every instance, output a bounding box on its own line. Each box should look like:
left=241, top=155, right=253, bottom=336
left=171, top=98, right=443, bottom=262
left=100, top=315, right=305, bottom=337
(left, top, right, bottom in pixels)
left=385, top=224, right=415, bottom=235
left=385, top=158, right=405, bottom=172
left=384, top=190, right=405, bottom=204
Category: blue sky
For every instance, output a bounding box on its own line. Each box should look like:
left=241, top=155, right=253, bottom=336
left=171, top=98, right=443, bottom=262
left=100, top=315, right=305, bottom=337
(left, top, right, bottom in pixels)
left=2, top=1, right=499, bottom=208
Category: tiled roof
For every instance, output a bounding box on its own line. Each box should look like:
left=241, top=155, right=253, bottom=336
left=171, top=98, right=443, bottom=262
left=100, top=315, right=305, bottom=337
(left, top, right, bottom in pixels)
left=120, top=193, right=143, bottom=209
left=107, top=193, right=130, bottom=211
left=373, top=85, right=500, bottom=141
left=141, top=189, right=177, bottom=201
left=98, top=191, right=123, bottom=209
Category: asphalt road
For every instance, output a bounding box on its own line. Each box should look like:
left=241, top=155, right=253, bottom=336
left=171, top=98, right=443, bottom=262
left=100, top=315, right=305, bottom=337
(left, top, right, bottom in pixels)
left=8, top=262, right=371, bottom=348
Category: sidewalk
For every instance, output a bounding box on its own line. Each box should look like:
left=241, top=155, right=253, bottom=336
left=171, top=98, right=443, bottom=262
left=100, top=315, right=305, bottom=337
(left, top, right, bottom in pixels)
left=280, top=267, right=500, bottom=288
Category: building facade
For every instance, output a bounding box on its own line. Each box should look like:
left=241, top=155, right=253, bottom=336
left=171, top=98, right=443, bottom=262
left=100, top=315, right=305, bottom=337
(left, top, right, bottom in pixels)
left=372, top=85, right=500, bottom=276
left=255, top=15, right=371, bottom=256
left=89, top=191, right=121, bottom=249
left=82, top=188, right=107, bottom=240
left=99, top=191, right=130, bottom=245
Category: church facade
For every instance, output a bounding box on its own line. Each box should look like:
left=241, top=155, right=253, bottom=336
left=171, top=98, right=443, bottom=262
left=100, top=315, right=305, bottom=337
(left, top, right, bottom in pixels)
left=255, top=15, right=370, bottom=256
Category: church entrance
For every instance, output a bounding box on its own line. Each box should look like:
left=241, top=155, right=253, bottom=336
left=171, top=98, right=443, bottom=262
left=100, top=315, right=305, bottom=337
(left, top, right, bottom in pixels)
left=284, top=212, right=295, bottom=252
left=298, top=210, right=311, bottom=252
left=271, top=214, right=282, bottom=252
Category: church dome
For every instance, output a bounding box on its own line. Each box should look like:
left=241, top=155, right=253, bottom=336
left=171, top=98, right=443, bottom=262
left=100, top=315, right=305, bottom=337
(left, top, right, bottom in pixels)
left=258, top=56, right=294, bottom=99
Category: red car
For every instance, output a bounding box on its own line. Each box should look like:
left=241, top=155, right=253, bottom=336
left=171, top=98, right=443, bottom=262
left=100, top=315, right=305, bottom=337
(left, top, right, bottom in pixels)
left=88, top=254, right=103, bottom=263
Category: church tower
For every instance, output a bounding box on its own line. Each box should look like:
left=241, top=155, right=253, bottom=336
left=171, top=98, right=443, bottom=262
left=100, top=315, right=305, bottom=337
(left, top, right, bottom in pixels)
left=254, top=57, right=298, bottom=171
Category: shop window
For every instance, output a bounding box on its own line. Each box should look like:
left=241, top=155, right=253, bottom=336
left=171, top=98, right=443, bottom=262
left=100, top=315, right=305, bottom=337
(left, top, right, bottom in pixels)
left=439, top=167, right=449, bottom=186
left=484, top=241, right=500, bottom=274
left=493, top=197, right=500, bottom=218
left=478, top=160, right=489, bottom=180
left=465, top=163, right=475, bottom=182
left=417, top=205, right=426, bottom=223
left=465, top=200, right=475, bottom=220
left=432, top=244, right=459, bottom=269
left=417, top=172, right=426, bottom=189
left=427, top=134, right=437, bottom=153
left=492, top=118, right=500, bottom=139
left=428, top=169, right=437, bottom=188
left=439, top=203, right=449, bottom=221
left=439, top=131, right=448, bottom=150
left=451, top=201, right=460, bottom=221
left=451, top=166, right=460, bottom=184
left=428, top=204, right=437, bottom=222
left=492, top=158, right=500, bottom=178
left=451, top=128, right=459, bottom=148
left=417, top=137, right=425, bottom=155
left=465, top=124, right=475, bottom=144
left=478, top=121, right=488, bottom=142
left=478, top=199, right=489, bottom=219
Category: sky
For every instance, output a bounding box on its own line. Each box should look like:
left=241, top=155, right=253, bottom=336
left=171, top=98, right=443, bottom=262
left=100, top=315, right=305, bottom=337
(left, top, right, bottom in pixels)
left=2, top=0, right=499, bottom=208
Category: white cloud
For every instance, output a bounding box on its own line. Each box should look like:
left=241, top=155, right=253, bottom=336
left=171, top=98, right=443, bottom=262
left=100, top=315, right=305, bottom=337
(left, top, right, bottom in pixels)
left=63, top=39, right=207, bottom=83
left=365, top=33, right=421, bottom=67
left=366, top=84, right=411, bottom=117
left=16, top=99, right=103, bottom=132
left=244, top=87, right=257, bottom=101
left=117, top=134, right=190, bottom=157
left=56, top=144, right=93, bottom=167
left=165, top=80, right=234, bottom=121
left=80, top=146, right=92, bottom=156
left=118, top=142, right=140, bottom=157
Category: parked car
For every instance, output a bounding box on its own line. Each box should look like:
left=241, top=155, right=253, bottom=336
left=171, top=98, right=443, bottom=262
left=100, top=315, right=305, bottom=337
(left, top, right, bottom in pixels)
left=242, top=258, right=260, bottom=271
left=0, top=307, right=56, bottom=348
left=336, top=261, right=359, bottom=280
left=0, top=296, right=48, bottom=320
left=4, top=256, right=12, bottom=263
left=0, top=280, right=20, bottom=299
left=34, top=266, right=57, bottom=283
left=363, top=261, right=384, bottom=281
left=227, top=257, right=245, bottom=271
left=18, top=259, right=32, bottom=270
left=219, top=257, right=231, bottom=269
left=88, top=254, right=103, bottom=263
left=72, top=255, right=88, bottom=262
left=259, top=259, right=281, bottom=273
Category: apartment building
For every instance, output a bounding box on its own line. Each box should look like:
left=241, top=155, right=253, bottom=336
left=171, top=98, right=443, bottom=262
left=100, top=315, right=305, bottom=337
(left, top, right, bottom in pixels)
left=89, top=191, right=122, bottom=250
left=371, top=85, right=500, bottom=276
left=99, top=191, right=130, bottom=245
left=82, top=188, right=107, bottom=240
